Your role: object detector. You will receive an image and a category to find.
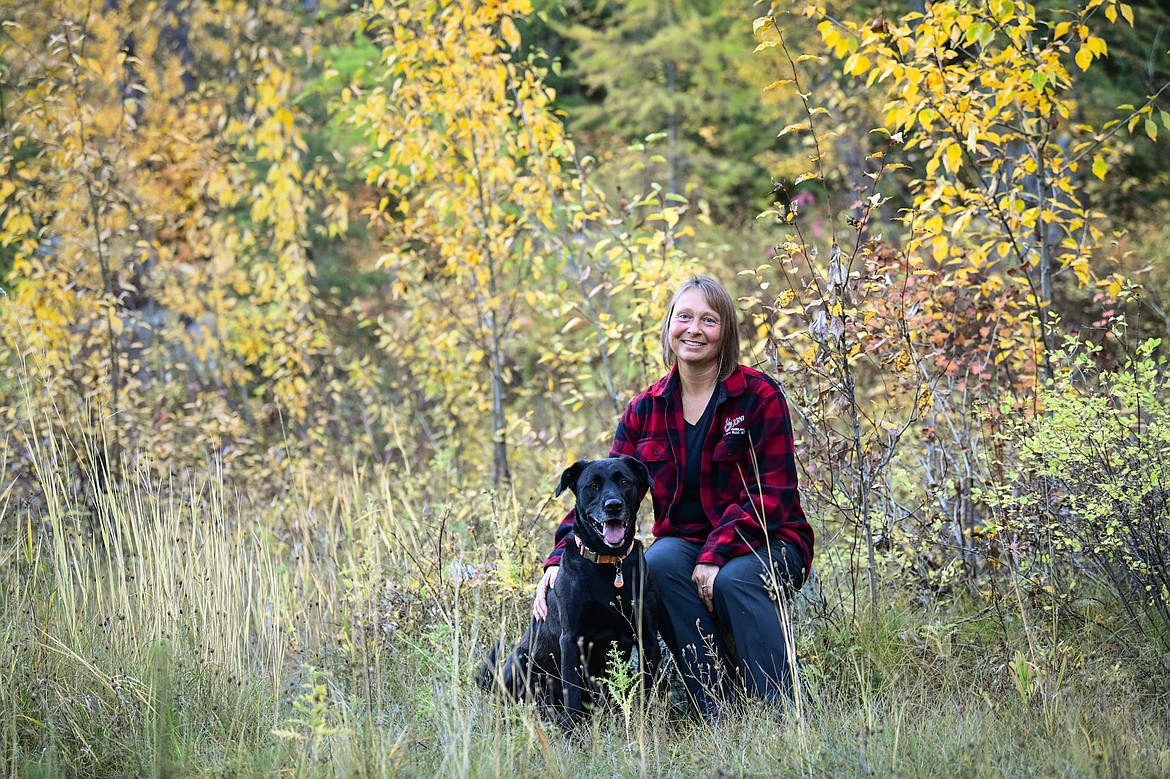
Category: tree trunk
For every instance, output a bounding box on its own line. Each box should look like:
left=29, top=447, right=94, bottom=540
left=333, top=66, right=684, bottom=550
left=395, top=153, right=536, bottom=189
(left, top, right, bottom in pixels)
left=163, top=0, right=197, bottom=94
left=664, top=0, right=679, bottom=196
left=489, top=334, right=510, bottom=486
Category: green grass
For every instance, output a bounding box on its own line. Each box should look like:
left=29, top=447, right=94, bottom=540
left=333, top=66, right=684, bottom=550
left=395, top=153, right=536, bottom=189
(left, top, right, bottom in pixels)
left=2, top=433, right=1169, bottom=777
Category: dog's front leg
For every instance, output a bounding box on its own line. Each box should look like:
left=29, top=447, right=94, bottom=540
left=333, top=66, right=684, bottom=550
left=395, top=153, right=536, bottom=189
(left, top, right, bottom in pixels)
left=559, top=633, right=586, bottom=729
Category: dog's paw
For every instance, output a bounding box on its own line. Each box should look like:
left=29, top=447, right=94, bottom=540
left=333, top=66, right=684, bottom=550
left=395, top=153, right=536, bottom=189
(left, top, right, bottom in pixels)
left=554, top=706, right=590, bottom=736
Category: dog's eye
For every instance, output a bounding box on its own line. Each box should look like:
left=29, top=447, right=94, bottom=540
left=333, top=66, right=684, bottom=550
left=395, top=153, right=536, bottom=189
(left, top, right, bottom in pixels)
left=619, top=478, right=630, bottom=487
left=587, top=481, right=599, bottom=491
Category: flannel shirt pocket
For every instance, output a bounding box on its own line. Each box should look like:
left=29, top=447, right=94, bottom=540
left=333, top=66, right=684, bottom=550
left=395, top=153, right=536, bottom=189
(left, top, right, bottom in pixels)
left=711, top=435, right=745, bottom=462
left=636, top=438, right=671, bottom=463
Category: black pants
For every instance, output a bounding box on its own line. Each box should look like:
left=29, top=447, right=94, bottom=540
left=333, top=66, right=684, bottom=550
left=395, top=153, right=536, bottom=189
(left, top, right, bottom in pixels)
left=644, top=536, right=805, bottom=717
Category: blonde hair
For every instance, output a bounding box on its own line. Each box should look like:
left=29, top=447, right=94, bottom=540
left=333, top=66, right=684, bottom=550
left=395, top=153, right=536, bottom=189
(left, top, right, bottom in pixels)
left=660, top=275, right=741, bottom=381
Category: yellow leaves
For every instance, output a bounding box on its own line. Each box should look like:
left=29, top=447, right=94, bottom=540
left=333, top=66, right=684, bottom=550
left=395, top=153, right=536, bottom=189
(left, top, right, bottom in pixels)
left=500, top=16, right=521, bottom=51
left=1075, top=37, right=1106, bottom=71
left=989, top=0, right=1016, bottom=23
left=884, top=104, right=915, bottom=131
left=818, top=21, right=854, bottom=59
left=963, top=22, right=994, bottom=48
left=845, top=53, right=871, bottom=77
left=944, top=141, right=963, bottom=173
left=349, top=0, right=604, bottom=462
left=931, top=235, right=950, bottom=262
left=965, top=124, right=979, bottom=156
left=255, top=79, right=278, bottom=111
left=2, top=209, right=33, bottom=241
left=1102, top=1, right=1132, bottom=24
left=1096, top=272, right=1125, bottom=299
left=647, top=207, right=681, bottom=230
left=916, top=387, right=934, bottom=416
left=950, top=208, right=974, bottom=237
left=1092, top=155, right=1107, bottom=180
left=0, top=0, right=359, bottom=474
left=893, top=350, right=912, bottom=373
left=1066, top=255, right=1091, bottom=286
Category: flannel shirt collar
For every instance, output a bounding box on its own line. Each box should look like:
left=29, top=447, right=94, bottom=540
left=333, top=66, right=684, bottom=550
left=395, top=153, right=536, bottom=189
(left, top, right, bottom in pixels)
left=648, top=364, right=747, bottom=400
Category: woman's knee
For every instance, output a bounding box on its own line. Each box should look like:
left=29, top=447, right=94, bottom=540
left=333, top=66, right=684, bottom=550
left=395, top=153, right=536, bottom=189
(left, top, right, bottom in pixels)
left=713, top=554, right=763, bottom=592
left=715, top=544, right=802, bottom=597
left=711, top=556, right=783, bottom=615
left=645, top=537, right=699, bottom=586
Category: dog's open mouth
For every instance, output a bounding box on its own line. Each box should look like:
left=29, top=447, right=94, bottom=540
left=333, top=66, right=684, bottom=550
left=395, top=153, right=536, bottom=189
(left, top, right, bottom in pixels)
left=602, top=519, right=625, bottom=547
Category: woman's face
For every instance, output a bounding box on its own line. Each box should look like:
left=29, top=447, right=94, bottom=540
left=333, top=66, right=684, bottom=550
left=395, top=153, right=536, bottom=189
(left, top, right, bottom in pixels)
left=668, top=288, right=723, bottom=370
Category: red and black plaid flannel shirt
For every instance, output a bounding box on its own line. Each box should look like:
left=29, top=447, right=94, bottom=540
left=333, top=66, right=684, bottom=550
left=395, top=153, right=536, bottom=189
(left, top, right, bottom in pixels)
left=546, top=364, right=814, bottom=573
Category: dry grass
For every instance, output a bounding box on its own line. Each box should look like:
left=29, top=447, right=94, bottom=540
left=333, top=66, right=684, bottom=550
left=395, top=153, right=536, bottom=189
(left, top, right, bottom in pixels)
left=2, top=430, right=1169, bottom=778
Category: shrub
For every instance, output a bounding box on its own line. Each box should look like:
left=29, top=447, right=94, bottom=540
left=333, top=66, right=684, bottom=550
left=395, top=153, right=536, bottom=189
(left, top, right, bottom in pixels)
left=979, top=328, right=1170, bottom=650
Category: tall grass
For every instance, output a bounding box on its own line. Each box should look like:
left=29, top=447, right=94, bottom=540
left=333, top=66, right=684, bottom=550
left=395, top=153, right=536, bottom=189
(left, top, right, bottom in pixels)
left=2, top=424, right=1169, bottom=777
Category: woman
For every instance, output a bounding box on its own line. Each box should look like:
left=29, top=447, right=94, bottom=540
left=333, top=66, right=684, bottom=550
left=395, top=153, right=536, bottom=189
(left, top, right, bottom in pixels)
left=534, top=275, right=814, bottom=718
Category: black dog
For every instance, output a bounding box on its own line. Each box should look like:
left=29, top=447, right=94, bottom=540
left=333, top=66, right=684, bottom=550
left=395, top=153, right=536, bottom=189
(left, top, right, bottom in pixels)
left=477, top=456, right=660, bottom=727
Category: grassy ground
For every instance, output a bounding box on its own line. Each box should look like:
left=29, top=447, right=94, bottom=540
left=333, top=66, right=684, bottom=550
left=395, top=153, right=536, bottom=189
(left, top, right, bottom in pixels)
left=2, top=447, right=1168, bottom=778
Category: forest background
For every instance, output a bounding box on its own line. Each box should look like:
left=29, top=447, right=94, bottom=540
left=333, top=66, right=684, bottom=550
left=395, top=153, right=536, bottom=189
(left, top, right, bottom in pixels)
left=3, top=0, right=1170, bottom=775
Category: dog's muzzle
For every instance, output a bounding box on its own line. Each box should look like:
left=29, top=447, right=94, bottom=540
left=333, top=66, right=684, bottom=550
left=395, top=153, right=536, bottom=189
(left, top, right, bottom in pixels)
left=591, top=499, right=630, bottom=548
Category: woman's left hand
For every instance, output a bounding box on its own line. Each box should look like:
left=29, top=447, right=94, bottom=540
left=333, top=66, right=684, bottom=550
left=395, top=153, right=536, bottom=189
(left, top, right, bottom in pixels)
left=692, top=563, right=721, bottom=613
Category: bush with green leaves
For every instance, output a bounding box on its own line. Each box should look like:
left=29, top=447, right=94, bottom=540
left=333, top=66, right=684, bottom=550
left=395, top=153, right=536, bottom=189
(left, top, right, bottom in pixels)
left=979, top=328, right=1170, bottom=650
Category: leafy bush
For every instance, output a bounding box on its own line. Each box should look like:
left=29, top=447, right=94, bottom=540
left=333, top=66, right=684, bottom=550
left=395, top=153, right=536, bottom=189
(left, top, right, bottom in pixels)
left=979, top=330, right=1170, bottom=649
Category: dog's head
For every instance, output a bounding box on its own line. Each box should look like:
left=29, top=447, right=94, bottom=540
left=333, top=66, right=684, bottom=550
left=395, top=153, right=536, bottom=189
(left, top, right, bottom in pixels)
left=556, top=456, right=653, bottom=552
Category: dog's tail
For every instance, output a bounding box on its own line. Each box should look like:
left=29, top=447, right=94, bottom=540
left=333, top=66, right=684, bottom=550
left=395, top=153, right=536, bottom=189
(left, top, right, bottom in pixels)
left=475, top=641, right=506, bottom=693
left=476, top=640, right=534, bottom=702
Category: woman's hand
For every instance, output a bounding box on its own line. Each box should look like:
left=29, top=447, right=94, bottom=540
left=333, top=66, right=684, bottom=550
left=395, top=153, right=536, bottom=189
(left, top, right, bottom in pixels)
left=533, top=565, right=559, bottom=621
left=692, top=563, right=720, bottom=613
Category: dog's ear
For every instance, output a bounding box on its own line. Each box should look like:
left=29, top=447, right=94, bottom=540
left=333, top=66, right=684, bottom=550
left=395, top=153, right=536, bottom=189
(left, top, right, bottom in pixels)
left=555, top=460, right=589, bottom=498
left=619, top=455, right=654, bottom=495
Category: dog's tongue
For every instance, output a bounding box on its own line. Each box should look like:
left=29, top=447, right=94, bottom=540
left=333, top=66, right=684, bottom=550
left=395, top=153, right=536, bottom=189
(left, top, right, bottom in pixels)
left=603, top=521, right=625, bottom=547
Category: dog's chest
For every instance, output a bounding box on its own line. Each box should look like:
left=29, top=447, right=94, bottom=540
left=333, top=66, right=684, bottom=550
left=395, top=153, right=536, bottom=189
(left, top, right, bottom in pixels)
left=570, top=589, right=638, bottom=646
left=561, top=554, right=644, bottom=623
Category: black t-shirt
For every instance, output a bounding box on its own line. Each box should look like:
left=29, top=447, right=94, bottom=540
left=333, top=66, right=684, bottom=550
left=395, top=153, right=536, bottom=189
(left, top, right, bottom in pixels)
left=673, top=390, right=717, bottom=527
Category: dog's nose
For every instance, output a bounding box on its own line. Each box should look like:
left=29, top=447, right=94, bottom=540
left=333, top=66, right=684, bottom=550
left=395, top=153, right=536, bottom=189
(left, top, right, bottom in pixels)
left=604, top=498, right=623, bottom=514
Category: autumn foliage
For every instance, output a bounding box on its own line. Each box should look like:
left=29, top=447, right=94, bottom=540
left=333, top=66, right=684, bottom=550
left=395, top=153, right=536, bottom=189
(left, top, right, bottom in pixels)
left=1, top=0, right=1169, bottom=774
left=0, top=2, right=354, bottom=486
